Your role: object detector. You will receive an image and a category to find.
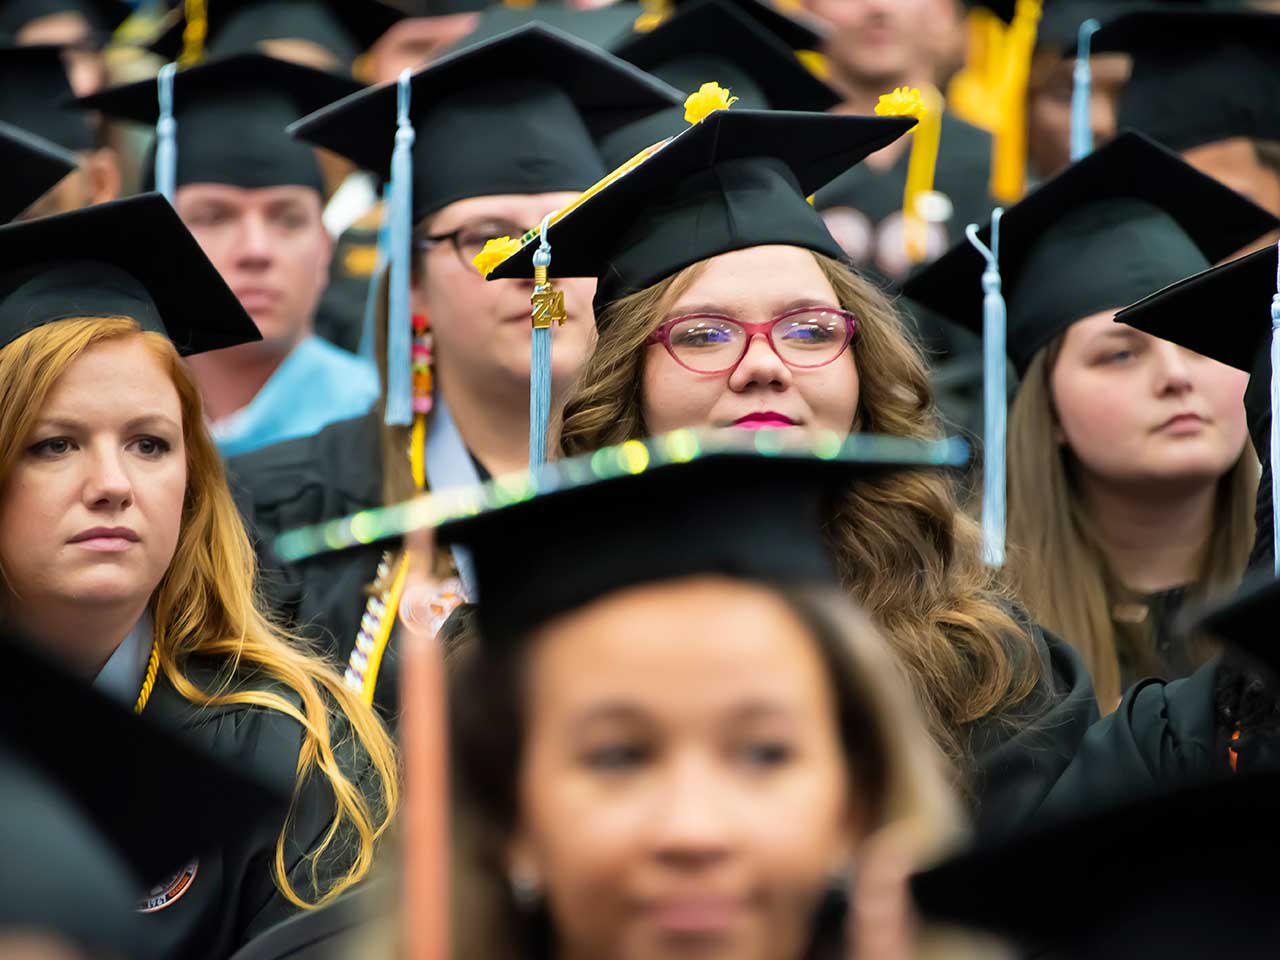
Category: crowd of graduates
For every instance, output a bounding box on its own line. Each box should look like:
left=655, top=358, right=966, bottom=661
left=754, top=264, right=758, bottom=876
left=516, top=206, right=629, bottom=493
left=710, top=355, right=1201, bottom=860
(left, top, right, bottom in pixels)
left=3, top=0, right=1280, bottom=957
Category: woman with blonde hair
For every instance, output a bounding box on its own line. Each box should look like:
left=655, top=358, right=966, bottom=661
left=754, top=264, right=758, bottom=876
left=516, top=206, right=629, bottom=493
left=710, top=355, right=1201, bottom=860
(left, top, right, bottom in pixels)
left=431, top=438, right=987, bottom=960
left=0, top=195, right=399, bottom=960
left=905, top=133, right=1271, bottom=710
left=483, top=103, right=1098, bottom=843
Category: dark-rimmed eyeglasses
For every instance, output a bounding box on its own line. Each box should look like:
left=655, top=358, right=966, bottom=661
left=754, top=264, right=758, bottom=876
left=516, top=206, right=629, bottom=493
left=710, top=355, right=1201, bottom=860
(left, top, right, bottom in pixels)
left=644, top=307, right=858, bottom=375
left=418, top=219, right=526, bottom=273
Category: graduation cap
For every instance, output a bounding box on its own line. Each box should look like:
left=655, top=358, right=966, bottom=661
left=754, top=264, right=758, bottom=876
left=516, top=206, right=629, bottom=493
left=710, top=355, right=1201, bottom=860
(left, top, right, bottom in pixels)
left=667, top=0, right=826, bottom=51
left=912, top=767, right=1280, bottom=959
left=0, top=192, right=261, bottom=354
left=290, top=22, right=684, bottom=222
left=0, top=119, right=77, bottom=221
left=486, top=108, right=915, bottom=311
left=0, top=627, right=290, bottom=890
left=0, top=0, right=130, bottom=45
left=1115, top=242, right=1280, bottom=573
left=77, top=52, right=362, bottom=196
left=902, top=132, right=1278, bottom=376
left=1088, top=7, right=1280, bottom=152
left=444, top=2, right=645, bottom=52
left=272, top=428, right=969, bottom=639
left=148, top=0, right=405, bottom=67
left=600, top=0, right=841, bottom=166
left=0, top=43, right=95, bottom=150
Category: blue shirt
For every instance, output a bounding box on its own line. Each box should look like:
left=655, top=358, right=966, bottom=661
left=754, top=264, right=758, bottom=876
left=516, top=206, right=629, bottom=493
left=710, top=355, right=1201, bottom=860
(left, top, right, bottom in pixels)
left=210, top=335, right=379, bottom=458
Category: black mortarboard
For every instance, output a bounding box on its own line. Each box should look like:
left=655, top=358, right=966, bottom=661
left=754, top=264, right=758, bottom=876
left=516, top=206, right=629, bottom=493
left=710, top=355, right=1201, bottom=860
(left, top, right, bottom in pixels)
left=289, top=22, right=684, bottom=223
left=272, top=430, right=969, bottom=640
left=445, top=2, right=644, bottom=52
left=1089, top=7, right=1280, bottom=151
left=77, top=52, right=361, bottom=194
left=0, top=43, right=94, bottom=150
left=0, top=628, right=290, bottom=889
left=901, top=132, right=1278, bottom=376
left=0, top=192, right=261, bottom=354
left=0, top=0, right=130, bottom=45
left=600, top=0, right=840, bottom=165
left=0, top=119, right=76, bottom=221
left=961, top=0, right=1017, bottom=23
left=912, top=768, right=1280, bottom=959
left=669, top=0, right=825, bottom=50
left=1191, top=572, right=1280, bottom=683
left=149, top=0, right=405, bottom=66
left=486, top=108, right=915, bottom=313
left=1035, top=0, right=1144, bottom=52
left=0, top=745, right=142, bottom=956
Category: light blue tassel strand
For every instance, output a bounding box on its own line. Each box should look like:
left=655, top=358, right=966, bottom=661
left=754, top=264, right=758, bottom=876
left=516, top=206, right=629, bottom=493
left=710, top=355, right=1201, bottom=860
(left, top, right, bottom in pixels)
left=385, top=69, right=415, bottom=428
left=357, top=182, right=393, bottom=364
left=1270, top=238, right=1280, bottom=575
left=966, top=209, right=1007, bottom=568
left=1069, top=18, right=1101, bottom=163
left=154, top=62, right=178, bottom=203
left=529, top=214, right=555, bottom=468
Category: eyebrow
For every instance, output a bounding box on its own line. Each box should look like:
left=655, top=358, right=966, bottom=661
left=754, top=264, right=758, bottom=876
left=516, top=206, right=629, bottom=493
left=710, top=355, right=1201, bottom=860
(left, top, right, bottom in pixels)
left=32, top=414, right=182, bottom=433
left=666, top=298, right=840, bottom=320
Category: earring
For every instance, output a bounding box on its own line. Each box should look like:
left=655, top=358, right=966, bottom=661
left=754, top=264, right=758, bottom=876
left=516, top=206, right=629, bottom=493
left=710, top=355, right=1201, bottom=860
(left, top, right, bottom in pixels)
left=509, top=866, right=543, bottom=911
left=409, top=312, right=433, bottom=491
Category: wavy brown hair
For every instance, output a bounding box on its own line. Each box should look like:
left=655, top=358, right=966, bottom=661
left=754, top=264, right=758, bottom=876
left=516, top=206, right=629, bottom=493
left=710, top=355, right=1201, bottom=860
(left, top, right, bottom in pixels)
left=0, top=317, right=400, bottom=909
left=559, top=252, right=1044, bottom=772
left=1007, top=336, right=1258, bottom=709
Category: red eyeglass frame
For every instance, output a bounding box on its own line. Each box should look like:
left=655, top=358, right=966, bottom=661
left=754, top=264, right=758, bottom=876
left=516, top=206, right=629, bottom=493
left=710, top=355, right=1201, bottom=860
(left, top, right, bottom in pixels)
left=644, top=307, right=859, bottom=375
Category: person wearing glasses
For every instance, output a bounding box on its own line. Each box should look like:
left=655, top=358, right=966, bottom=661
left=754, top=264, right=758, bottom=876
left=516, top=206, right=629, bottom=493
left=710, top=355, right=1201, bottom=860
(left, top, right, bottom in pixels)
left=78, top=55, right=380, bottom=459
left=485, top=104, right=1099, bottom=844
left=228, top=26, right=683, bottom=720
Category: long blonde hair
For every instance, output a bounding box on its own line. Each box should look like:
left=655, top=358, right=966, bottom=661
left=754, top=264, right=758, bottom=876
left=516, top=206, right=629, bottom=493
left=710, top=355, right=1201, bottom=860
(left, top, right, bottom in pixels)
left=1006, top=337, right=1258, bottom=708
left=448, top=585, right=980, bottom=960
left=559, top=252, right=1044, bottom=772
left=0, top=317, right=400, bottom=909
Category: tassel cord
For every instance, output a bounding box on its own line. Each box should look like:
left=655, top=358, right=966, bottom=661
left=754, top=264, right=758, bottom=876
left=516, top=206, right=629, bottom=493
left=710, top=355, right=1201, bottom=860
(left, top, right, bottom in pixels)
left=386, top=69, right=415, bottom=427
left=1069, top=18, right=1101, bottom=162
left=154, top=62, right=178, bottom=203
left=1270, top=242, right=1280, bottom=575
left=967, top=211, right=1007, bottom=568
left=529, top=214, right=555, bottom=469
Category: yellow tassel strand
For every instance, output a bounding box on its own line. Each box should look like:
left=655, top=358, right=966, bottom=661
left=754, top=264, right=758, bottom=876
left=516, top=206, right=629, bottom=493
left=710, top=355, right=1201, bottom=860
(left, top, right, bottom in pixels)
left=134, top=641, right=160, bottom=715
left=876, top=85, right=940, bottom=264
left=178, top=0, right=207, bottom=67
left=795, top=49, right=831, bottom=80
left=633, top=0, right=672, bottom=33
left=684, top=81, right=738, bottom=125
left=410, top=413, right=427, bottom=491
left=989, top=0, right=1042, bottom=203
left=946, top=7, right=1007, bottom=133
left=473, top=236, right=522, bottom=277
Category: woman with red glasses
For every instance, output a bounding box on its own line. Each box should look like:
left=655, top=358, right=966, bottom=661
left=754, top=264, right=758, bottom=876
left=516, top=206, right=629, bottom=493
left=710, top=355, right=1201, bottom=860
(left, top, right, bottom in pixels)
left=484, top=105, right=1099, bottom=844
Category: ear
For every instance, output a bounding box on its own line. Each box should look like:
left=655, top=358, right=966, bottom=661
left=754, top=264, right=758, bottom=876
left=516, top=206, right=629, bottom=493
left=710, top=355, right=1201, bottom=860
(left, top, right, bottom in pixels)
left=82, top=147, right=122, bottom=204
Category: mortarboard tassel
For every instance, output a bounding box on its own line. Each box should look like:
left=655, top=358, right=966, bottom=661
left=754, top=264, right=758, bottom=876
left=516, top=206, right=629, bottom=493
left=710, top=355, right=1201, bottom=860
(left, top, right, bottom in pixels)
left=529, top=215, right=565, bottom=468
left=946, top=6, right=1006, bottom=134
left=154, top=62, right=178, bottom=204
left=1270, top=238, right=1280, bottom=575
left=1069, top=18, right=1101, bottom=162
left=989, top=0, right=1042, bottom=203
left=179, top=0, right=208, bottom=67
left=966, top=209, right=1007, bottom=568
left=877, top=85, right=941, bottom=266
left=386, top=69, right=415, bottom=429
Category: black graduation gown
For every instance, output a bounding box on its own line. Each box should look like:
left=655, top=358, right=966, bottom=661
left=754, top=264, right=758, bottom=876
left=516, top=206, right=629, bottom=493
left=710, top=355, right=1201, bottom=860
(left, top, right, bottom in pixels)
left=138, top=663, right=380, bottom=960
left=227, top=411, right=390, bottom=706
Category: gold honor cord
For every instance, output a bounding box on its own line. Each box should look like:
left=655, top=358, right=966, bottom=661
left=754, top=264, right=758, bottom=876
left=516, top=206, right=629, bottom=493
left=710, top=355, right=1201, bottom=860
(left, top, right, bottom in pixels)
left=134, top=641, right=161, bottom=715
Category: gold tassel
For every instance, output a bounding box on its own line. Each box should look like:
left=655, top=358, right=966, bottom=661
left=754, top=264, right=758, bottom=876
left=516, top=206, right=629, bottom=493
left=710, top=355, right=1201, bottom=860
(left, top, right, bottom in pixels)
left=410, top=413, right=427, bottom=492
left=989, top=0, right=1042, bottom=203
left=178, top=0, right=207, bottom=67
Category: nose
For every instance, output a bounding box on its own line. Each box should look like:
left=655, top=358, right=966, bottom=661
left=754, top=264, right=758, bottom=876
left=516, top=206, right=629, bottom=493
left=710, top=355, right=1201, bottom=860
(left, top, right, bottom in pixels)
left=650, top=755, right=733, bottom=870
left=235, top=211, right=274, bottom=269
left=83, top=443, right=134, bottom=512
left=1153, top=342, right=1194, bottom=398
left=727, top=333, right=793, bottom=394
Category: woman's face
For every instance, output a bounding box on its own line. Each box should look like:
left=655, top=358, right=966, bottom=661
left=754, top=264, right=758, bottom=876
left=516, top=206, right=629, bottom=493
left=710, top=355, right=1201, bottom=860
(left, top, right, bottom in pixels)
left=1050, top=311, right=1250, bottom=489
left=413, top=192, right=598, bottom=397
left=513, top=576, right=861, bottom=960
left=0, top=337, right=186, bottom=616
left=641, top=246, right=861, bottom=438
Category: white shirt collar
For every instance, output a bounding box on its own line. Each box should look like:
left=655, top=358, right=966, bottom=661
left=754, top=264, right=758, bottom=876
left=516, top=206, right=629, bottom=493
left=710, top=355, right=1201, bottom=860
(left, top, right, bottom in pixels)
left=92, top=611, right=153, bottom=707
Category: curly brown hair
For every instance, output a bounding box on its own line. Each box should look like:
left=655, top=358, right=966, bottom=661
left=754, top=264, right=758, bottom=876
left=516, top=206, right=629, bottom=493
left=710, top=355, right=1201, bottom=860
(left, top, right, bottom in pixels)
left=559, top=252, right=1044, bottom=772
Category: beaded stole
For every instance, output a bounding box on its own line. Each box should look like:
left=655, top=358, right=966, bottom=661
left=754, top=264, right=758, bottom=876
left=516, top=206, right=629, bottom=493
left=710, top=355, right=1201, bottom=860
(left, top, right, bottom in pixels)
left=344, top=550, right=464, bottom=705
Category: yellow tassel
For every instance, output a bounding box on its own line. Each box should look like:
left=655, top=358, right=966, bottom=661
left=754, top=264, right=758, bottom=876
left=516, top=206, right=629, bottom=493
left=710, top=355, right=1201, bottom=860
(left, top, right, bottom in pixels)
left=633, top=0, right=671, bottom=33
left=684, top=81, right=738, bottom=125
left=410, top=412, right=427, bottom=491
left=989, top=0, right=1042, bottom=203
left=875, top=85, right=927, bottom=120
left=946, top=8, right=1010, bottom=133
left=795, top=49, right=831, bottom=80
left=178, top=0, right=207, bottom=67
left=472, top=236, right=522, bottom=277
left=901, top=85, right=944, bottom=264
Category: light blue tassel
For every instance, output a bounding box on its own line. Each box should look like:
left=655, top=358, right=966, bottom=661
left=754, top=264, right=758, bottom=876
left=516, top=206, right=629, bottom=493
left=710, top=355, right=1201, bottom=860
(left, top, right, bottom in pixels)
left=966, top=209, right=1007, bottom=568
left=154, top=62, right=178, bottom=203
left=357, top=183, right=393, bottom=364
left=1069, top=18, right=1101, bottom=163
left=1270, top=238, right=1280, bottom=575
left=529, top=214, right=554, bottom=468
left=385, top=69, right=415, bottom=427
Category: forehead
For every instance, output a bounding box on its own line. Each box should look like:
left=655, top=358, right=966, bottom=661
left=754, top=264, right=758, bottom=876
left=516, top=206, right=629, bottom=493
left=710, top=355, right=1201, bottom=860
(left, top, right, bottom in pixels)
left=39, top=336, right=181, bottom=419
left=669, top=245, right=838, bottom=314
left=174, top=182, right=322, bottom=210
left=427, top=192, right=581, bottom=233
